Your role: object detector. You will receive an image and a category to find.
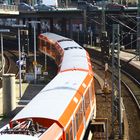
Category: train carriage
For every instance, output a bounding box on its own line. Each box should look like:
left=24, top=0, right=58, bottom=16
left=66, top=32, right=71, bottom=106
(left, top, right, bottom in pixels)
left=0, top=32, right=96, bottom=140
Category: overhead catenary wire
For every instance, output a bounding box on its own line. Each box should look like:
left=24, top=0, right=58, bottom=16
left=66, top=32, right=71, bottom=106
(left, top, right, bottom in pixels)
left=106, top=15, right=138, bottom=46
left=122, top=14, right=137, bottom=24
left=87, top=11, right=138, bottom=48
left=123, top=39, right=137, bottom=48
left=107, top=15, right=136, bottom=32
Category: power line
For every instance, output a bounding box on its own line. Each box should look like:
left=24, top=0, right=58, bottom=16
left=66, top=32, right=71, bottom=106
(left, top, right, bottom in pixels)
left=108, top=15, right=136, bottom=32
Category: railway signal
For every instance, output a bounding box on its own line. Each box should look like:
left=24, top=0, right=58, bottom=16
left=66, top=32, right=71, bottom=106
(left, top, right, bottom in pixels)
left=100, top=31, right=110, bottom=63
left=20, top=30, right=29, bottom=55
left=101, top=31, right=111, bottom=95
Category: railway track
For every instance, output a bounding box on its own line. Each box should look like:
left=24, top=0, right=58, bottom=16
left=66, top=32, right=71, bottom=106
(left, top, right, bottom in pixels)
left=91, top=59, right=113, bottom=138
left=4, top=50, right=19, bottom=77
left=91, top=58, right=140, bottom=139
left=121, top=70, right=140, bottom=139
left=0, top=50, right=19, bottom=88
left=121, top=70, right=140, bottom=110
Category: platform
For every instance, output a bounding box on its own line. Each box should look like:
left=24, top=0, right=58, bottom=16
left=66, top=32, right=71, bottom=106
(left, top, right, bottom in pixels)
left=120, top=51, right=140, bottom=70
left=0, top=81, right=45, bottom=128
left=87, top=46, right=140, bottom=66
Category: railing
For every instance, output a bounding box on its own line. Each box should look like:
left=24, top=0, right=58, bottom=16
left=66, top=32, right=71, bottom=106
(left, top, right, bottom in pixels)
left=0, top=4, right=18, bottom=14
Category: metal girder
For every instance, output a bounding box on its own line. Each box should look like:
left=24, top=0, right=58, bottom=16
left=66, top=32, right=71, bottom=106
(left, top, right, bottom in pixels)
left=111, top=24, right=122, bottom=139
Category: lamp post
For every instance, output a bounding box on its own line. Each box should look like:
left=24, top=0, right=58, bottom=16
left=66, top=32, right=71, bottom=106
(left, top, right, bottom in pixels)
left=28, top=21, right=40, bottom=84
left=0, top=29, right=10, bottom=75
left=12, top=24, right=26, bottom=98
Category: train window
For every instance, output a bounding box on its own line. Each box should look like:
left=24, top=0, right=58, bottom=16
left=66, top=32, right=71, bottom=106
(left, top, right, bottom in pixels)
left=41, top=39, right=46, bottom=46
left=46, top=42, right=50, bottom=48
left=56, top=54, right=61, bottom=64
left=41, top=39, right=51, bottom=51
left=75, top=104, right=83, bottom=132
left=45, top=42, right=51, bottom=50
left=76, top=113, right=79, bottom=132
left=51, top=45, right=58, bottom=58
left=51, top=45, right=55, bottom=51
left=92, top=81, right=95, bottom=101
left=85, top=90, right=90, bottom=110
left=89, top=83, right=92, bottom=104
left=70, top=127, right=73, bottom=140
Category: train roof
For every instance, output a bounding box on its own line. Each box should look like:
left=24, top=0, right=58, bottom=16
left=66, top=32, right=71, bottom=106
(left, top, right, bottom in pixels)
left=60, top=47, right=89, bottom=71
left=11, top=71, right=88, bottom=122
left=40, top=32, right=69, bottom=42
left=58, top=39, right=82, bottom=50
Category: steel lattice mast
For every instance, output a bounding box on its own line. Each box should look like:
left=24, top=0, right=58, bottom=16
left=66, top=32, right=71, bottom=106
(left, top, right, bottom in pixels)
left=137, top=0, right=140, bottom=60
left=111, top=24, right=122, bottom=139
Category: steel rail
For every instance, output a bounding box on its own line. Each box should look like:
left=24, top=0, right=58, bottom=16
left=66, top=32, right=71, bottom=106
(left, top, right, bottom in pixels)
left=121, top=69, right=140, bottom=111
left=91, top=57, right=140, bottom=112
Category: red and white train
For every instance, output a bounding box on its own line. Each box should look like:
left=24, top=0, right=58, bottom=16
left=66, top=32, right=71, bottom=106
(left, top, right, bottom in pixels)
left=0, top=32, right=96, bottom=140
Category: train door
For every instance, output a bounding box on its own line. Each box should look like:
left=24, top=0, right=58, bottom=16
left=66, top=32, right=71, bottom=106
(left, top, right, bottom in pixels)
left=89, top=83, right=92, bottom=109
left=84, top=88, right=91, bottom=121
left=91, top=79, right=95, bottom=105
left=72, top=116, right=76, bottom=140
